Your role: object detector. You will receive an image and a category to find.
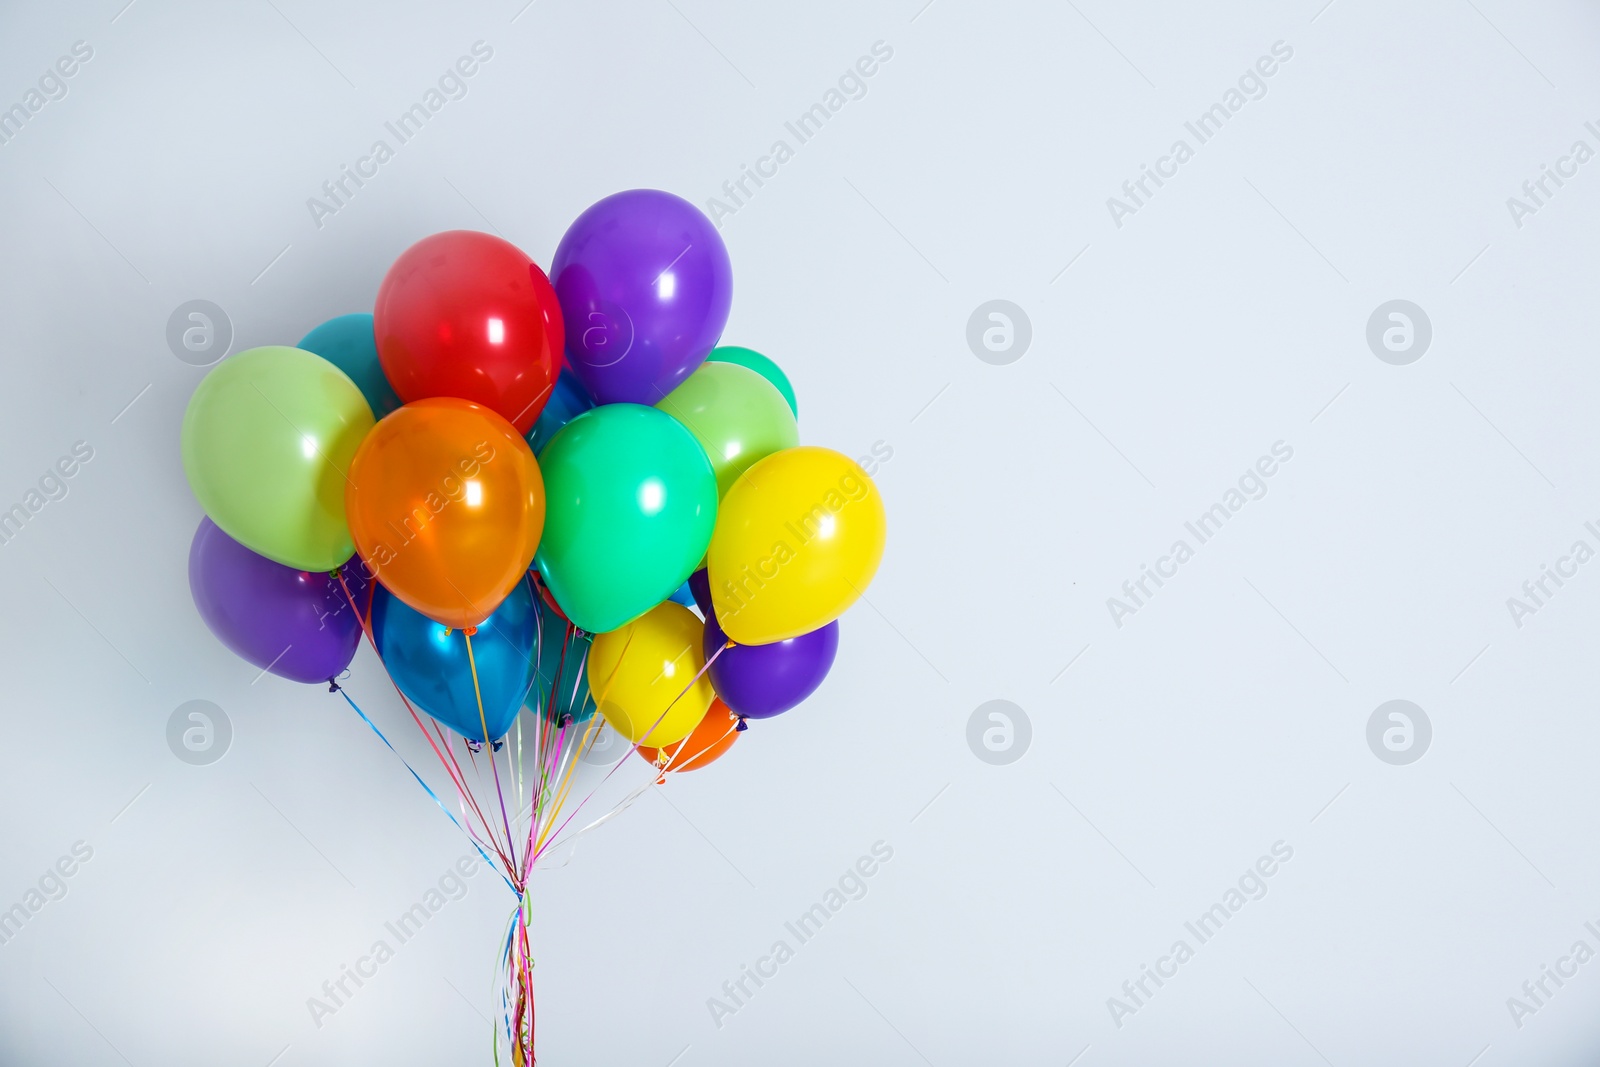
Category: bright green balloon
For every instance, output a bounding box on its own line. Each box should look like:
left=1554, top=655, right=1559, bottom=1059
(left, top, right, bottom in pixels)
left=181, top=346, right=374, bottom=571
left=656, top=362, right=800, bottom=498
left=535, top=404, right=718, bottom=634
left=707, top=345, right=797, bottom=418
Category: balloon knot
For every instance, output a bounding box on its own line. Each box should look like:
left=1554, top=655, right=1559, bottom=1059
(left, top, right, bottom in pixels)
left=491, top=738, right=504, bottom=752
left=465, top=738, right=484, bottom=754
left=326, top=678, right=342, bottom=693
left=655, top=774, right=667, bottom=786
left=464, top=625, right=479, bottom=637
left=735, top=717, right=749, bottom=732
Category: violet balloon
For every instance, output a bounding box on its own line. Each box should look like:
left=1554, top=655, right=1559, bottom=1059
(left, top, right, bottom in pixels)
left=552, top=189, right=732, bottom=405
left=188, top=517, right=366, bottom=684
left=704, top=610, right=838, bottom=719
left=687, top=567, right=712, bottom=616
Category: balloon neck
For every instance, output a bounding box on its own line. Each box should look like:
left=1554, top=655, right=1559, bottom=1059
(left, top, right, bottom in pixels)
left=735, top=717, right=749, bottom=733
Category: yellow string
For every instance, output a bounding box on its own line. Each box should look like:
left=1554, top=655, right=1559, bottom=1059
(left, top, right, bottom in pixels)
left=463, top=629, right=492, bottom=747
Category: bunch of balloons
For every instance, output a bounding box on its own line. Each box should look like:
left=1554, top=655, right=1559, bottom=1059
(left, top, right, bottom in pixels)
left=180, top=188, right=886, bottom=1062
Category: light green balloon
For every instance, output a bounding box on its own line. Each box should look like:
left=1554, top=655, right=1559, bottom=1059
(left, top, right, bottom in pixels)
left=707, top=345, right=797, bottom=418
left=656, top=361, right=800, bottom=497
left=181, top=346, right=374, bottom=571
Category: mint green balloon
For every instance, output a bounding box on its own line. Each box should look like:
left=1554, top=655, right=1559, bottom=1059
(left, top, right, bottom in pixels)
left=656, top=361, right=799, bottom=497
left=707, top=345, right=797, bottom=418
left=534, top=404, right=718, bottom=634
left=181, top=346, right=374, bottom=571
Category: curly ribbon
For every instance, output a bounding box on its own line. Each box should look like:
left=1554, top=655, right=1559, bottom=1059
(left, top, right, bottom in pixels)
left=330, top=683, right=514, bottom=895
left=332, top=566, right=741, bottom=1066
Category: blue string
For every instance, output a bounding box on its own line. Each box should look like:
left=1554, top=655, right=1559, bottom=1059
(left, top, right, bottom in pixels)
left=333, top=684, right=516, bottom=896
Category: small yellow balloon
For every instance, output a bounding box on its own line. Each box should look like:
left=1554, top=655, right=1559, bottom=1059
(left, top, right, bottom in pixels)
left=707, top=446, right=886, bottom=644
left=587, top=602, right=714, bottom=746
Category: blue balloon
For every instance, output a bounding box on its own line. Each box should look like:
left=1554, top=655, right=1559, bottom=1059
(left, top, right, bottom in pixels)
left=299, top=313, right=403, bottom=420
left=667, top=580, right=696, bottom=608
left=528, top=598, right=594, bottom=725
left=525, top=370, right=594, bottom=456
left=371, top=577, right=537, bottom=743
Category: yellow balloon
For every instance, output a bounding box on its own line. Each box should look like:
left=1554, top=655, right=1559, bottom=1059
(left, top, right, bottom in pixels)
left=707, top=446, right=886, bottom=644
left=587, top=602, right=714, bottom=746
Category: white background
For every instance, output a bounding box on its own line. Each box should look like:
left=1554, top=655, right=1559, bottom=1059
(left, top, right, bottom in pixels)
left=3, top=0, right=1600, bottom=1064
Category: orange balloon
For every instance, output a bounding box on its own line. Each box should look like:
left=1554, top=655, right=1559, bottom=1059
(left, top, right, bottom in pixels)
left=346, top=398, right=544, bottom=628
left=638, top=698, right=741, bottom=777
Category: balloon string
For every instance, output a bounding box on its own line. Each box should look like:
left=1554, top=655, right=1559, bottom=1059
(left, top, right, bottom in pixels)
left=656, top=712, right=741, bottom=778
left=337, top=571, right=475, bottom=805
left=618, top=639, right=729, bottom=768
left=336, top=570, right=514, bottom=882
left=332, top=684, right=515, bottom=895
left=524, top=712, right=597, bottom=876
left=465, top=629, right=519, bottom=884
left=533, top=639, right=729, bottom=861
left=337, top=575, right=542, bottom=1061
left=528, top=626, right=640, bottom=859
left=550, top=623, right=573, bottom=722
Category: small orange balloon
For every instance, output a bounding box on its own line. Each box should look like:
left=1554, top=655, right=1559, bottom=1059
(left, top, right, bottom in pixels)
left=639, top=698, right=741, bottom=777
left=346, top=398, right=544, bottom=629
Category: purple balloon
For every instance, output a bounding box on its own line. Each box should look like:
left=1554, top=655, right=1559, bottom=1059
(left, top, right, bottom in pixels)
left=188, top=517, right=367, bottom=684
left=687, top=567, right=712, bottom=617
left=552, top=189, right=732, bottom=405
left=704, top=610, right=838, bottom=719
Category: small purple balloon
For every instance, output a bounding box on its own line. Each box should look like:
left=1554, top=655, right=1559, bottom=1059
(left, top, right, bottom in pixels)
left=188, top=517, right=367, bottom=684
left=687, top=567, right=712, bottom=617
left=704, top=610, right=838, bottom=720
left=552, top=189, right=733, bottom=405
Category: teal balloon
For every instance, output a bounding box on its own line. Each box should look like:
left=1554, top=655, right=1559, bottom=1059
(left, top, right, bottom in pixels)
left=529, top=598, right=594, bottom=724
left=525, top=369, right=594, bottom=456
left=299, top=313, right=403, bottom=419
left=708, top=345, right=797, bottom=418
left=534, top=404, right=717, bottom=634
left=371, top=576, right=537, bottom=743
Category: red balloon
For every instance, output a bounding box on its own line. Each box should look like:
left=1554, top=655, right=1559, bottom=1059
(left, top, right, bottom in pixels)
left=530, top=568, right=569, bottom=622
left=374, top=231, right=564, bottom=434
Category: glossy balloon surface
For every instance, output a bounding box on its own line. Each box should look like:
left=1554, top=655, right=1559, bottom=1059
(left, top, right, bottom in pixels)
left=535, top=405, right=716, bottom=634
left=707, top=447, right=885, bottom=644
left=638, top=698, right=740, bottom=774
left=375, top=230, right=563, bottom=433
left=181, top=346, right=374, bottom=572
left=587, top=601, right=713, bottom=746
left=656, top=361, right=798, bottom=497
left=704, top=610, right=837, bottom=719
left=371, top=576, right=537, bottom=743
left=298, top=313, right=402, bottom=419
left=552, top=190, right=731, bottom=405
left=707, top=345, right=796, bottom=417
left=188, top=517, right=366, bottom=684
left=346, top=399, right=544, bottom=629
